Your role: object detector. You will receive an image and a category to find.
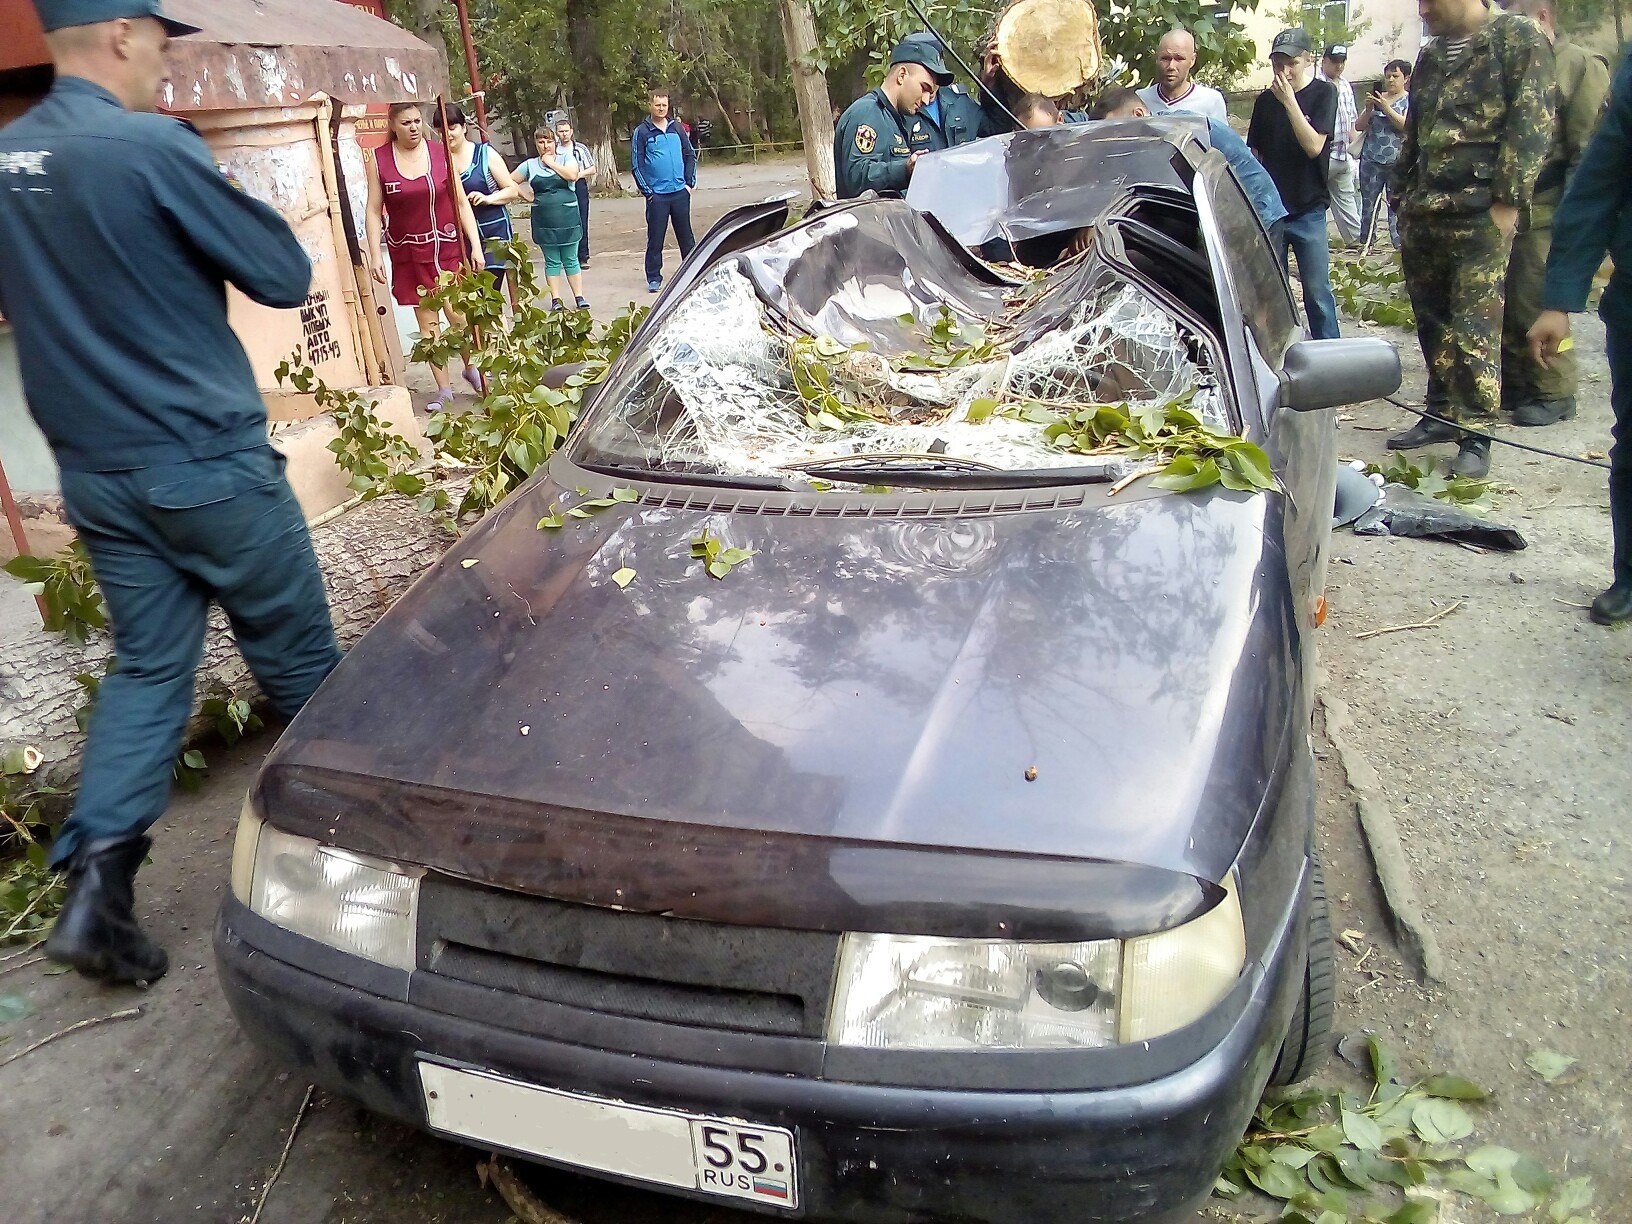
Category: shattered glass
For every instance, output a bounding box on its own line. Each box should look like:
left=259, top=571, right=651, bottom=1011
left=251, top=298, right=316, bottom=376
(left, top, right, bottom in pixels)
left=576, top=253, right=1224, bottom=483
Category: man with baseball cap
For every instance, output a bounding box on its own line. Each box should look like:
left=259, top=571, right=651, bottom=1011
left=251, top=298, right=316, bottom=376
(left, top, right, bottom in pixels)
left=833, top=34, right=953, bottom=198
left=1248, top=28, right=1342, bottom=338
left=1321, top=43, right=1362, bottom=243
left=0, top=0, right=341, bottom=984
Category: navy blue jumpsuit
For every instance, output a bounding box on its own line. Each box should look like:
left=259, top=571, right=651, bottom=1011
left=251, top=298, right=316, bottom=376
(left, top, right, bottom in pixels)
left=0, top=77, right=341, bottom=866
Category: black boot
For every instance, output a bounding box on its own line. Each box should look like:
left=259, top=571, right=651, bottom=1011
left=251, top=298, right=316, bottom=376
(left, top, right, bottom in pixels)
left=1591, top=470, right=1632, bottom=625
left=1450, top=436, right=1491, bottom=479
left=43, top=833, right=168, bottom=985
left=1387, top=415, right=1462, bottom=449
left=1513, top=397, right=1578, bottom=427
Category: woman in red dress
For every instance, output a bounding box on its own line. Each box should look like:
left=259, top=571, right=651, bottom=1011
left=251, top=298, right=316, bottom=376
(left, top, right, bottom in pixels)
left=365, top=102, right=485, bottom=406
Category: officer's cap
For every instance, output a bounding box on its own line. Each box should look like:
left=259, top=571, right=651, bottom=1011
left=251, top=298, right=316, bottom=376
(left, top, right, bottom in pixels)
left=889, top=33, right=955, bottom=86
left=1270, top=28, right=1314, bottom=57
left=31, top=0, right=200, bottom=36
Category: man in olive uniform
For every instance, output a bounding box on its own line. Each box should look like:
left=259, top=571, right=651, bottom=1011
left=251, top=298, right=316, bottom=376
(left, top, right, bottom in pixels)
left=1498, top=0, right=1609, bottom=426
left=1386, top=0, right=1555, bottom=478
left=0, top=0, right=341, bottom=983
left=1530, top=47, right=1632, bottom=623
left=833, top=38, right=953, bottom=198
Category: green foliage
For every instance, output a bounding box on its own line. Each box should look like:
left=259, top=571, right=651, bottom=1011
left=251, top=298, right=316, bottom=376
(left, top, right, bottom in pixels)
left=691, top=529, right=757, bottom=579
left=1331, top=251, right=1415, bottom=330
left=201, top=692, right=263, bottom=747
left=0, top=752, right=64, bottom=946
left=3, top=541, right=107, bottom=644
left=415, top=244, right=646, bottom=518
left=810, top=0, right=1262, bottom=93
left=1273, top=0, right=1373, bottom=55
left=1216, top=1034, right=1599, bottom=1221
left=275, top=354, right=446, bottom=515
left=1363, top=455, right=1495, bottom=510
left=537, top=485, right=639, bottom=529
left=1041, top=395, right=1278, bottom=494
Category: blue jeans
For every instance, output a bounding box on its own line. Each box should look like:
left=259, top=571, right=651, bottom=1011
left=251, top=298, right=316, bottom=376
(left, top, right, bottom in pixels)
left=644, top=189, right=696, bottom=284
left=51, top=446, right=340, bottom=865
left=1278, top=207, right=1341, bottom=340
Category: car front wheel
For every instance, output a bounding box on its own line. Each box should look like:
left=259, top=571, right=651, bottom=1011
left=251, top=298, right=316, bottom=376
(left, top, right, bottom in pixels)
left=1268, top=854, right=1335, bottom=1085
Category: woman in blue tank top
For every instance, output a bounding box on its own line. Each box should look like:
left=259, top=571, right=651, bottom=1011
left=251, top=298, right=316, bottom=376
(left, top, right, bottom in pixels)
left=434, top=105, right=519, bottom=294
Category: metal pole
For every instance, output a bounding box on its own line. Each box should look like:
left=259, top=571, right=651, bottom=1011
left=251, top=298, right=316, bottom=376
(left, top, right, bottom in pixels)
left=450, top=0, right=490, bottom=135
left=0, top=452, right=48, bottom=625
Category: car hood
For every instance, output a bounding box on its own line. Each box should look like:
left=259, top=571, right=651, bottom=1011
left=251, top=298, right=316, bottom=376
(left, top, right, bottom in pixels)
left=260, top=475, right=1300, bottom=938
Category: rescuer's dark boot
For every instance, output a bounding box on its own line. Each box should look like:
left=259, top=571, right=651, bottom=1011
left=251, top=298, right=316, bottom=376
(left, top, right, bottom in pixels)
left=44, top=833, right=168, bottom=986
left=1590, top=470, right=1632, bottom=626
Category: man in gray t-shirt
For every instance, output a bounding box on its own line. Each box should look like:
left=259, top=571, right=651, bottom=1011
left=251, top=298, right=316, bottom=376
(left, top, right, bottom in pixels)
left=1136, top=30, right=1228, bottom=122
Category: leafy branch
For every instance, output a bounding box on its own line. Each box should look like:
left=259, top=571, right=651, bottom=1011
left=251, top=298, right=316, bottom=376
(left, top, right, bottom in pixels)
left=1218, top=1033, right=1598, bottom=1221
left=1040, top=394, right=1276, bottom=493
left=3, top=541, right=107, bottom=645
left=1331, top=252, right=1415, bottom=330
left=691, top=529, right=756, bottom=579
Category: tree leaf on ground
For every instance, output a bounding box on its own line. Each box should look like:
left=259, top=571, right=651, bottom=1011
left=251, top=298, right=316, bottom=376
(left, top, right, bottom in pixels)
left=1243, top=1158, right=1307, bottom=1200
left=1385, top=1202, right=1437, bottom=1224
left=1549, top=1176, right=1594, bottom=1219
left=0, top=992, right=34, bottom=1024
left=1418, top=1073, right=1489, bottom=1100
left=1412, top=1098, right=1475, bottom=1144
left=1270, top=1145, right=1318, bottom=1169
left=1524, top=1049, right=1577, bottom=1082
left=1342, top=1108, right=1385, bottom=1152
left=611, top=567, right=637, bottom=589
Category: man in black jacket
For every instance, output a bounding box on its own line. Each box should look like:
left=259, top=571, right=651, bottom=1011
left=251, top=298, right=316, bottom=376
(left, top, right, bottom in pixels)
left=1529, top=48, right=1632, bottom=623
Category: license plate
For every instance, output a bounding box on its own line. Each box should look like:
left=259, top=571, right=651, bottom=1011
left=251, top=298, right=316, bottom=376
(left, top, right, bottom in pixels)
left=419, top=1061, right=799, bottom=1210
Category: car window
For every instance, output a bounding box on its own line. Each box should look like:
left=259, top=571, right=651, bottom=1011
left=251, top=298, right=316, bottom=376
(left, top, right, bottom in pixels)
left=1194, top=155, right=1299, bottom=366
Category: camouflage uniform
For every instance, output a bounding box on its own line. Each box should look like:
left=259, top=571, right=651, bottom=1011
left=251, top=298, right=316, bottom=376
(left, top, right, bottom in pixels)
left=1390, top=14, right=1556, bottom=424
left=1500, top=34, right=1610, bottom=410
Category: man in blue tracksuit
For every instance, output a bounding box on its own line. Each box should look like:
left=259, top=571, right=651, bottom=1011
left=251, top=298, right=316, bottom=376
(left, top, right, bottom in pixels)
left=1529, top=46, right=1632, bottom=624
left=0, top=0, right=341, bottom=983
left=631, top=88, right=697, bottom=293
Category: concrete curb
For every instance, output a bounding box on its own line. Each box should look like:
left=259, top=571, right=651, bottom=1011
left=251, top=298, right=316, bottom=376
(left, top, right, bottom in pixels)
left=1320, top=691, right=1446, bottom=983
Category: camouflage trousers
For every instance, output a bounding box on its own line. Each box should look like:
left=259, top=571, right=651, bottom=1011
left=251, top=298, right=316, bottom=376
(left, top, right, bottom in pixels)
left=1501, top=213, right=1578, bottom=405
left=1399, top=212, right=1514, bottom=422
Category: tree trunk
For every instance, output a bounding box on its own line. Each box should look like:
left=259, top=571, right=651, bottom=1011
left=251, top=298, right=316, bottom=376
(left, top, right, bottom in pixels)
left=564, top=0, right=626, bottom=199
left=409, top=0, right=444, bottom=46
left=776, top=0, right=835, bottom=199
left=0, top=491, right=458, bottom=794
left=699, top=69, right=745, bottom=146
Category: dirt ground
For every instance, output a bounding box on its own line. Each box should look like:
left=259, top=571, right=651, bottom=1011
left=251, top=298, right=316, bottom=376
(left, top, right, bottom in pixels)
left=1, top=158, right=1627, bottom=1224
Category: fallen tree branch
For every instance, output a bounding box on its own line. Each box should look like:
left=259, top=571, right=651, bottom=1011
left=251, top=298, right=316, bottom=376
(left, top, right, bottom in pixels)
left=247, top=1084, right=315, bottom=1224
left=0, top=937, right=45, bottom=962
left=0, top=1006, right=143, bottom=1070
left=0, top=954, right=43, bottom=979
left=480, top=1154, right=582, bottom=1224
left=1354, top=598, right=1464, bottom=641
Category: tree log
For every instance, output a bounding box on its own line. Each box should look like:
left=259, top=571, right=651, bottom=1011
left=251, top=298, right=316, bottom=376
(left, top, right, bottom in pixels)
left=0, top=492, right=457, bottom=795
left=777, top=0, right=836, bottom=199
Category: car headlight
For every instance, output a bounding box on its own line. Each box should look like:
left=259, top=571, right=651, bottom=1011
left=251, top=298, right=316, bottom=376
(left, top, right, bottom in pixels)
left=230, top=801, right=420, bottom=971
left=828, top=874, right=1244, bottom=1050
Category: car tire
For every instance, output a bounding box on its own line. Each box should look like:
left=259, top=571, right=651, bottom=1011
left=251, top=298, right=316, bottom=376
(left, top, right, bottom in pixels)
left=1268, top=854, right=1335, bottom=1086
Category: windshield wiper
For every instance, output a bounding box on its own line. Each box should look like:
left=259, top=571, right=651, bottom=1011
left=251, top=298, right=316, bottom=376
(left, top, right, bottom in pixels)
left=786, top=452, right=1123, bottom=489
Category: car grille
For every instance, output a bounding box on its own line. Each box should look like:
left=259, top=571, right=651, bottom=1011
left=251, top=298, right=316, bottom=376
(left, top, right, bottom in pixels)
left=416, top=875, right=840, bottom=1039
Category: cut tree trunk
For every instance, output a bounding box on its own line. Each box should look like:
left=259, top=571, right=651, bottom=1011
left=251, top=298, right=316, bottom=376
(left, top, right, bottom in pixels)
left=776, top=0, right=835, bottom=199
left=0, top=491, right=458, bottom=794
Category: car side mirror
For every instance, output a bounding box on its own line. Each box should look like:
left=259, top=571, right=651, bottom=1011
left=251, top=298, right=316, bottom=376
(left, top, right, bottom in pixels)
left=1277, top=338, right=1402, bottom=412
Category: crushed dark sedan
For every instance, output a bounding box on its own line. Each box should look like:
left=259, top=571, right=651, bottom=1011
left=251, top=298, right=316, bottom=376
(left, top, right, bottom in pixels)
left=216, top=119, right=1400, bottom=1224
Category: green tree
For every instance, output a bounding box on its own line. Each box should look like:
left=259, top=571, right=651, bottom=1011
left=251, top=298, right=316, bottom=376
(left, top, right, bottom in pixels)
left=1271, top=0, right=1373, bottom=56
left=808, top=0, right=1262, bottom=95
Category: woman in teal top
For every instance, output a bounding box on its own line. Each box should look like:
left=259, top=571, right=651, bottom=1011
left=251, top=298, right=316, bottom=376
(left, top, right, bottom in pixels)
left=515, top=126, right=587, bottom=310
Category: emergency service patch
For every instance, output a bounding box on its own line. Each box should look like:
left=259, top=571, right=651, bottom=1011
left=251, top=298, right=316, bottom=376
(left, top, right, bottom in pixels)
left=854, top=124, right=877, bottom=154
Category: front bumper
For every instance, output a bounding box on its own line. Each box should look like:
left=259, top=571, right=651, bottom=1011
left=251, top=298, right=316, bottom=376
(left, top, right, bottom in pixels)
left=215, top=888, right=1304, bottom=1224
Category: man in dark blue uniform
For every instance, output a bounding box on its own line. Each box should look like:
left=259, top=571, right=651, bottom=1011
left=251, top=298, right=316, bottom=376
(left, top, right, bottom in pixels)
left=0, top=0, right=341, bottom=983
left=832, top=37, right=953, bottom=198
left=1530, top=47, right=1632, bottom=624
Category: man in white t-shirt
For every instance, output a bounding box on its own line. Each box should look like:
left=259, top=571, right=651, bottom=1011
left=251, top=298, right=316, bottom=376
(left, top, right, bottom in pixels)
left=1320, top=44, right=1361, bottom=243
left=1136, top=29, right=1228, bottom=122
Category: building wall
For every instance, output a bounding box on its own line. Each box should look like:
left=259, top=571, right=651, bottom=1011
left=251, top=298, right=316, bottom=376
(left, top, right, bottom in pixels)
left=1233, top=0, right=1424, bottom=92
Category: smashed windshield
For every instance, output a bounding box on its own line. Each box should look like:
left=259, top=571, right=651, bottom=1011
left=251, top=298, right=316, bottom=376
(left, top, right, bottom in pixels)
left=571, top=200, right=1227, bottom=486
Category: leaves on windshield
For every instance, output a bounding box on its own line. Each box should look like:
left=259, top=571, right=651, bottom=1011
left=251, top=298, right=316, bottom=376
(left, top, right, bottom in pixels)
left=1039, top=394, right=1276, bottom=494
